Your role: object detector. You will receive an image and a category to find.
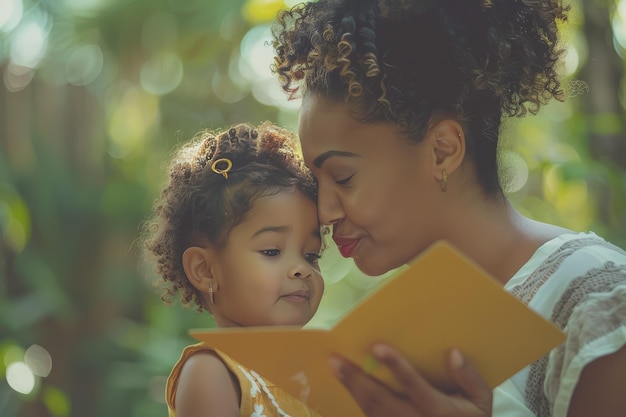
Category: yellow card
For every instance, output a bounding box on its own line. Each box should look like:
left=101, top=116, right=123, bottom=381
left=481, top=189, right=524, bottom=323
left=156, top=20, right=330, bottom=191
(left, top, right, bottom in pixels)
left=190, top=241, right=566, bottom=417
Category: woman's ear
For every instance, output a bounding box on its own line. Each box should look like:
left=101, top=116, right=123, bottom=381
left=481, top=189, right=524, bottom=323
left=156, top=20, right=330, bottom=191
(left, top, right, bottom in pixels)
left=428, top=119, right=465, bottom=180
left=182, top=246, right=216, bottom=294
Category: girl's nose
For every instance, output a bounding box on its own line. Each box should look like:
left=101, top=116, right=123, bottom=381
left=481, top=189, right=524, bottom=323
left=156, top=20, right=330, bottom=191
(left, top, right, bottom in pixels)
left=288, top=264, right=312, bottom=280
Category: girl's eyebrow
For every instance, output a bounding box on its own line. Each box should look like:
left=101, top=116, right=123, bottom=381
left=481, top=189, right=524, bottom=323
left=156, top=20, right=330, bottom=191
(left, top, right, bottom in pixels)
left=312, top=150, right=360, bottom=168
left=251, top=225, right=289, bottom=238
left=252, top=225, right=322, bottom=240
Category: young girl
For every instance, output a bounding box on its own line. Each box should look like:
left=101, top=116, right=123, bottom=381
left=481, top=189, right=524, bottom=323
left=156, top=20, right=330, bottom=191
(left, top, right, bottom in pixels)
left=272, top=0, right=626, bottom=416
left=142, top=122, right=324, bottom=417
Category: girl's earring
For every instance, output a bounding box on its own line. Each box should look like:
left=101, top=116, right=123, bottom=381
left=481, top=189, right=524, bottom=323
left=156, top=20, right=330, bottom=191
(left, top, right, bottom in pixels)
left=441, top=169, right=448, bottom=192
left=209, top=282, right=215, bottom=304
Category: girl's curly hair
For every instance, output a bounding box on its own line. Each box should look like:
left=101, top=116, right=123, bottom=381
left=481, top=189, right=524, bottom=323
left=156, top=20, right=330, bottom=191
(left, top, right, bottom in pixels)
left=272, top=0, right=569, bottom=194
left=141, top=122, right=317, bottom=312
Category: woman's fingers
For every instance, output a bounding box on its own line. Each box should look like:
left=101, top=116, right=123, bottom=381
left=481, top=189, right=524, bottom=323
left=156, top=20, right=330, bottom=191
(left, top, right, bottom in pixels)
left=329, top=346, right=493, bottom=417
left=371, top=344, right=447, bottom=412
left=329, top=355, right=420, bottom=417
left=447, top=349, right=493, bottom=414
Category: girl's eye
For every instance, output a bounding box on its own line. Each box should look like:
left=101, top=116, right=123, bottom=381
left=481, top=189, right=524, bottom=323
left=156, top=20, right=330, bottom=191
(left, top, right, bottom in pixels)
left=260, top=249, right=280, bottom=257
left=335, top=174, right=354, bottom=185
left=305, top=252, right=321, bottom=265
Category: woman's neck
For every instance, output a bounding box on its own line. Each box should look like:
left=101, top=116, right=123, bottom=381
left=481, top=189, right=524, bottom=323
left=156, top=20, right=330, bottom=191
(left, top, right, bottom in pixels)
left=443, top=196, right=573, bottom=285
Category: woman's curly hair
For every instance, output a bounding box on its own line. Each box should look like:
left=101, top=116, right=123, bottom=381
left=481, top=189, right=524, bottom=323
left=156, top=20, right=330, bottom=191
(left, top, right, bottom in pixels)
left=272, top=0, right=569, bottom=194
left=141, top=122, right=317, bottom=312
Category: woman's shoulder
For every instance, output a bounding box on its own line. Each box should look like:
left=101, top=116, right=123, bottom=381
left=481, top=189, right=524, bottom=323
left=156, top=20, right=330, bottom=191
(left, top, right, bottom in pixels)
left=508, top=232, right=626, bottom=288
left=509, top=233, right=626, bottom=415
left=504, top=231, right=626, bottom=319
left=556, top=232, right=626, bottom=260
left=543, top=232, right=626, bottom=282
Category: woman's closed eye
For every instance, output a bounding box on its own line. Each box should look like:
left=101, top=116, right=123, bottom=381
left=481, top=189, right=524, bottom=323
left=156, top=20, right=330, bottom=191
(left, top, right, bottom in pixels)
left=335, top=174, right=354, bottom=186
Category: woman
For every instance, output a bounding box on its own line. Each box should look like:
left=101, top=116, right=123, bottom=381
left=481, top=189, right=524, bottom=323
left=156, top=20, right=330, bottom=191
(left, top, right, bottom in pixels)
left=271, top=0, right=626, bottom=416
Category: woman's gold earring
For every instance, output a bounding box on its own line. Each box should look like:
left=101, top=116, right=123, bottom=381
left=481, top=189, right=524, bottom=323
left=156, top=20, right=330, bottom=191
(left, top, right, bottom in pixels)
left=209, top=282, right=215, bottom=304
left=441, top=169, right=448, bottom=192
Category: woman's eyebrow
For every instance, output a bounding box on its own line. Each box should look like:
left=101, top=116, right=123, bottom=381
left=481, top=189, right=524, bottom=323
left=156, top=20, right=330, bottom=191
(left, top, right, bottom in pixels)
left=312, top=150, right=360, bottom=168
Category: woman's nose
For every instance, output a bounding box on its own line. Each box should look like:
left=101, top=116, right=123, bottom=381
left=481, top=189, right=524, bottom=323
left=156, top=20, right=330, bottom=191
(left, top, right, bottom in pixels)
left=317, top=181, right=344, bottom=226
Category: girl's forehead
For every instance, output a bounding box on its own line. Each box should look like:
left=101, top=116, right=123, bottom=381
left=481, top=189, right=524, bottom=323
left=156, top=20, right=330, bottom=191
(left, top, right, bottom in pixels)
left=239, top=191, right=318, bottom=226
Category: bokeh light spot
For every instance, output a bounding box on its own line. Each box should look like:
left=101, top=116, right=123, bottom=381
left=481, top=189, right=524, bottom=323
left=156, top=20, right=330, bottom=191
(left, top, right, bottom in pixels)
left=10, top=15, right=49, bottom=68
left=65, top=44, right=104, bottom=86
left=140, top=51, right=184, bottom=95
left=25, top=344, right=52, bottom=377
left=0, top=183, right=31, bottom=253
left=547, top=143, right=580, bottom=164
left=63, top=0, right=107, bottom=16
left=239, top=25, right=273, bottom=81
left=6, top=361, right=36, bottom=394
left=212, top=69, right=248, bottom=103
left=563, top=44, right=580, bottom=77
left=499, top=150, right=530, bottom=194
left=542, top=163, right=593, bottom=230
left=242, top=0, right=285, bottom=25
left=43, top=386, right=71, bottom=417
left=543, top=164, right=561, bottom=204
left=3, top=344, right=24, bottom=367
left=4, top=62, right=34, bottom=91
left=238, top=25, right=299, bottom=110
left=0, top=0, right=23, bottom=32
left=107, top=85, right=159, bottom=159
left=613, top=0, right=626, bottom=55
left=555, top=181, right=592, bottom=230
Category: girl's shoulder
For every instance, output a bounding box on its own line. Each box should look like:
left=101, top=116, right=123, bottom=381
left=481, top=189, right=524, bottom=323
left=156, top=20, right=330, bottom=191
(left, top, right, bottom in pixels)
left=166, top=343, right=241, bottom=417
left=166, top=343, right=322, bottom=417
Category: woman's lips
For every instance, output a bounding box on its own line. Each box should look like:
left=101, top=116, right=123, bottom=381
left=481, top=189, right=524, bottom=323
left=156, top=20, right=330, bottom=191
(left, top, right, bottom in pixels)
left=332, top=236, right=360, bottom=258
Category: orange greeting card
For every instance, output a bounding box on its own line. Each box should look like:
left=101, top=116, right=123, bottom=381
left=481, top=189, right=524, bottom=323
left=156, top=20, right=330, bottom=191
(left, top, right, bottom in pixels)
left=190, top=241, right=566, bottom=417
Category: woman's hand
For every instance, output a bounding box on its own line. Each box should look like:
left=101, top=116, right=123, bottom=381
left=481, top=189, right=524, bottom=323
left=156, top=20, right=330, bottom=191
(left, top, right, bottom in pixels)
left=328, top=344, right=493, bottom=417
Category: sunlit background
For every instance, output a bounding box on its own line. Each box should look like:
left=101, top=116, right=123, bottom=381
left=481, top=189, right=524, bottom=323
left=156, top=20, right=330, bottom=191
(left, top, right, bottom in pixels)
left=1, top=0, right=625, bottom=416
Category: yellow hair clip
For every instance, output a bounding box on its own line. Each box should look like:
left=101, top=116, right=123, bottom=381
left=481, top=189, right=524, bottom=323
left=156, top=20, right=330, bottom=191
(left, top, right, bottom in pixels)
left=211, top=158, right=232, bottom=179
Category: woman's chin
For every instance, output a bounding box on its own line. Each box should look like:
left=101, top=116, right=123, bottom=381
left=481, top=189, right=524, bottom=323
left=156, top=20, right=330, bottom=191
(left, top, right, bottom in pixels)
left=354, top=257, right=394, bottom=277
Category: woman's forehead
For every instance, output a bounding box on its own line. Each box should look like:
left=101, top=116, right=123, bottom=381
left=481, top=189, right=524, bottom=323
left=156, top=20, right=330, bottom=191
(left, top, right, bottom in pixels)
left=299, top=96, right=362, bottom=142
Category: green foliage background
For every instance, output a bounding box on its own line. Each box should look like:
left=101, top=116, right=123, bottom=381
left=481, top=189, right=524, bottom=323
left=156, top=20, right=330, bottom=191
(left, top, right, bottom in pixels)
left=0, top=0, right=624, bottom=416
